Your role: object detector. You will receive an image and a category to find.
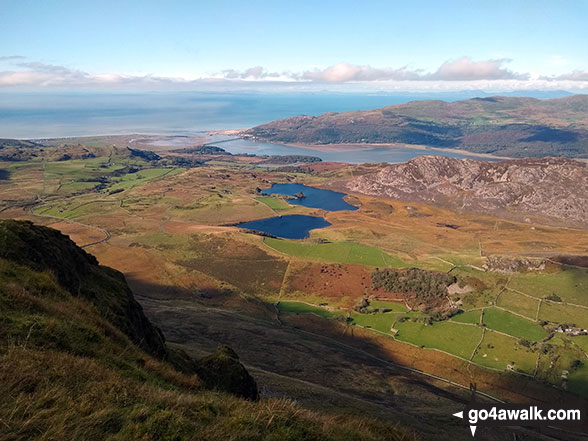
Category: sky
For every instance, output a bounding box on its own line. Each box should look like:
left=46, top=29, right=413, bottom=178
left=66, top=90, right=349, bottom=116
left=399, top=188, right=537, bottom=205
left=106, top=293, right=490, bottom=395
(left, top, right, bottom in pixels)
left=1, top=0, right=587, bottom=92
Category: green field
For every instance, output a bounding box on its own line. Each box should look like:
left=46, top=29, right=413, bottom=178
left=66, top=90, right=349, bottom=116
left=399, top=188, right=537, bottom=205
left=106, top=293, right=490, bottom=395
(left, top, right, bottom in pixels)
left=36, top=199, right=119, bottom=219
left=536, top=335, right=588, bottom=394
left=482, top=308, right=546, bottom=341
left=509, top=268, right=588, bottom=306
left=572, top=335, right=588, bottom=353
left=369, top=301, right=408, bottom=312
left=497, top=289, right=540, bottom=320
left=450, top=309, right=481, bottom=324
left=351, top=312, right=398, bottom=334
left=394, top=320, right=483, bottom=360
left=472, top=330, right=537, bottom=374
left=277, top=301, right=342, bottom=318
left=255, top=196, right=292, bottom=211
left=264, top=238, right=407, bottom=267
left=539, top=301, right=588, bottom=329
left=109, top=167, right=184, bottom=191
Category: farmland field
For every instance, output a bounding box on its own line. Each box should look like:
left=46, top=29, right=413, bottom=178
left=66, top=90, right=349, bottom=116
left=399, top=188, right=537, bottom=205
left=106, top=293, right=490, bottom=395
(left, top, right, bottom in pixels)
left=472, top=330, right=537, bottom=374
left=496, top=289, right=540, bottom=320
left=394, top=320, right=483, bottom=360
left=539, top=301, right=588, bottom=329
left=278, top=301, right=343, bottom=318
left=508, top=268, right=588, bottom=306
left=450, top=309, right=481, bottom=324
left=369, top=301, right=408, bottom=312
left=351, top=312, right=400, bottom=334
left=482, top=308, right=547, bottom=341
left=264, top=238, right=408, bottom=267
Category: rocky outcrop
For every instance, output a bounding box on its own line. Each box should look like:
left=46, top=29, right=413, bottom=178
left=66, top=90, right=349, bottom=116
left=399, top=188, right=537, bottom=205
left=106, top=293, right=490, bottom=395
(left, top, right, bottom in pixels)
left=483, top=255, right=547, bottom=274
left=196, top=345, right=259, bottom=401
left=346, top=156, right=588, bottom=226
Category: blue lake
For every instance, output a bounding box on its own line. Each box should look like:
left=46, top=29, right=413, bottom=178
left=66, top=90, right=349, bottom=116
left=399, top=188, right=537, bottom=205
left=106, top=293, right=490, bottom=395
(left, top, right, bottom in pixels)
left=262, top=183, right=358, bottom=211
left=237, top=214, right=330, bottom=239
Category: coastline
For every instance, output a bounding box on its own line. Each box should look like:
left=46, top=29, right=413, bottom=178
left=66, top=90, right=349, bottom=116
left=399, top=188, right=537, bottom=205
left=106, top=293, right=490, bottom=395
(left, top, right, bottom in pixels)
left=252, top=139, right=513, bottom=161
left=24, top=131, right=588, bottom=163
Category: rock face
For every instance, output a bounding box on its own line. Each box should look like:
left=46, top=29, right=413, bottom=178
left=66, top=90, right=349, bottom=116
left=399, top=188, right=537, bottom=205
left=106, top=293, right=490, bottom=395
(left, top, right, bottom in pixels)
left=346, top=156, right=588, bottom=226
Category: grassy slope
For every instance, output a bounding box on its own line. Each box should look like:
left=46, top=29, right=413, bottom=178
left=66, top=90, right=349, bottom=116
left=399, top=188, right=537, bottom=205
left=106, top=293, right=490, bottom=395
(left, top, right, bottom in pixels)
left=482, top=308, right=547, bottom=341
left=472, top=330, right=537, bottom=374
left=278, top=301, right=344, bottom=318
left=264, top=237, right=407, bottom=267
left=255, top=196, right=292, bottom=211
left=394, top=320, right=482, bottom=360
left=0, top=252, right=414, bottom=441
left=450, top=309, right=481, bottom=324
left=509, top=268, right=588, bottom=306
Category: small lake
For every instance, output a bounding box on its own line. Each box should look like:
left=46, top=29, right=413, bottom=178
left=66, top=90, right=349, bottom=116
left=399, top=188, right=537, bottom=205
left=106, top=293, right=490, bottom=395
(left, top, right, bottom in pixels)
left=263, top=183, right=358, bottom=211
left=237, top=214, right=330, bottom=239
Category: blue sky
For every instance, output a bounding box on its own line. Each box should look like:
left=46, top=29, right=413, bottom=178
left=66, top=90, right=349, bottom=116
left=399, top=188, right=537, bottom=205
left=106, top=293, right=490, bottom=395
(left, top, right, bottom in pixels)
left=1, top=0, right=587, bottom=91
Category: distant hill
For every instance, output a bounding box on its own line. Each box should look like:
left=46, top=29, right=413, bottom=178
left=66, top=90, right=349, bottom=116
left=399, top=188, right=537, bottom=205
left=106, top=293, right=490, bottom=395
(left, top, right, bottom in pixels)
left=346, top=156, right=588, bottom=227
left=242, top=95, right=588, bottom=158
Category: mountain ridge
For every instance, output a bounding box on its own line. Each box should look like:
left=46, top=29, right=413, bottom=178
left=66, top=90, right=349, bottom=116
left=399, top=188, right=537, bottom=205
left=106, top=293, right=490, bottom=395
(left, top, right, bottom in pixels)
left=243, top=95, right=588, bottom=158
left=345, top=155, right=588, bottom=227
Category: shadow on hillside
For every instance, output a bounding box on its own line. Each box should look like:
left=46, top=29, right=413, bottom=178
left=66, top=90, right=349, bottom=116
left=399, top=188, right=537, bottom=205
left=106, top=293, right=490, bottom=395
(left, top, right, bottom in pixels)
left=127, top=277, right=588, bottom=440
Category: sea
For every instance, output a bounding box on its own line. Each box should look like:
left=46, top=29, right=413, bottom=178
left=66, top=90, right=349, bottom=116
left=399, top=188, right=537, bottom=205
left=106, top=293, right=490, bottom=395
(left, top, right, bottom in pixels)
left=0, top=90, right=570, bottom=163
left=0, top=90, right=571, bottom=140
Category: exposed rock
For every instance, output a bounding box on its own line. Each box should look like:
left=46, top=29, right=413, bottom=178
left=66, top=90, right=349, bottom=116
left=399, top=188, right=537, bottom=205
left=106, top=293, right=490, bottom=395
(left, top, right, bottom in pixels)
left=196, top=345, right=259, bottom=401
left=483, top=255, right=547, bottom=274
left=347, top=156, right=588, bottom=227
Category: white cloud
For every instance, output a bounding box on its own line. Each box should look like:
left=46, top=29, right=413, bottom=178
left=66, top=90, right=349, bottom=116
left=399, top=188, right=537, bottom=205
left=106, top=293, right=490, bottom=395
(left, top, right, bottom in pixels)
left=1, top=57, right=587, bottom=91
left=546, top=69, right=588, bottom=81
left=300, top=62, right=421, bottom=82
left=427, top=57, right=528, bottom=81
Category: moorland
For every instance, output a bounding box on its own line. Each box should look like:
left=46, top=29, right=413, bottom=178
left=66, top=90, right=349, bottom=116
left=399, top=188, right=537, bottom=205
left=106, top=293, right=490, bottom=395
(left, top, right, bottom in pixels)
left=1, top=115, right=588, bottom=439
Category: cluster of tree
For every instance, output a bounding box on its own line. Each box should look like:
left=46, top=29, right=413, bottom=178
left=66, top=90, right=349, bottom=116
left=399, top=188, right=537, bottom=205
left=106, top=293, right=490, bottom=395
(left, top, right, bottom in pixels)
left=171, top=145, right=231, bottom=155
left=127, top=147, right=161, bottom=161
left=272, top=165, right=314, bottom=174
left=546, top=293, right=563, bottom=302
left=257, top=155, right=322, bottom=165
left=166, top=156, right=204, bottom=167
left=371, top=268, right=456, bottom=303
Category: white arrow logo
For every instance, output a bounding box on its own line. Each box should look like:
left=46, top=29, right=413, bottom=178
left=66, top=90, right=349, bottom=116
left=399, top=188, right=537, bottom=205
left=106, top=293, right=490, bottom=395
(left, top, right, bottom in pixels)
left=453, top=411, right=477, bottom=437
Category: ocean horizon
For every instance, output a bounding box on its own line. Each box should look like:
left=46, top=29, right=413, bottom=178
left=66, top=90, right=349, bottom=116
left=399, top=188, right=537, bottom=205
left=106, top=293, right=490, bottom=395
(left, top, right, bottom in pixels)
left=0, top=90, right=572, bottom=139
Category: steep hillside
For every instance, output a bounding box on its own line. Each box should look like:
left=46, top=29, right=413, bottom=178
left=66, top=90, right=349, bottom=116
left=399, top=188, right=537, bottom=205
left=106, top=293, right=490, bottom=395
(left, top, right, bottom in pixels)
left=242, top=95, right=588, bottom=158
left=346, top=156, right=588, bottom=227
left=0, top=220, right=415, bottom=441
left=0, top=220, right=167, bottom=358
